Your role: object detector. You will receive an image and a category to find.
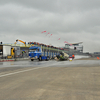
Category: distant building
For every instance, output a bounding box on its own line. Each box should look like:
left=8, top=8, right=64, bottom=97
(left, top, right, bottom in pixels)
left=65, top=42, right=83, bottom=54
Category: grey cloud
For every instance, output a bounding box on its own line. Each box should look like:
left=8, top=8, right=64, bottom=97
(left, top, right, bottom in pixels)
left=0, top=0, right=100, bottom=52
left=0, top=0, right=100, bottom=13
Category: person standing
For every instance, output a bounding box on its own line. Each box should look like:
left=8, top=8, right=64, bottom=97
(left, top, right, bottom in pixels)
left=72, top=54, right=75, bottom=59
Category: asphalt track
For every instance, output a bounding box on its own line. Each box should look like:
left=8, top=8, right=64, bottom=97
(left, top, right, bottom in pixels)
left=0, top=60, right=100, bottom=100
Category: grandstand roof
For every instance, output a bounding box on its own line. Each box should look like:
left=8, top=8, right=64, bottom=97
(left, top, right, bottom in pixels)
left=66, top=42, right=83, bottom=45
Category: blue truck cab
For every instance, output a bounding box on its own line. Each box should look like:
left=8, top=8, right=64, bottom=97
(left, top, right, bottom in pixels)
left=29, top=46, right=49, bottom=61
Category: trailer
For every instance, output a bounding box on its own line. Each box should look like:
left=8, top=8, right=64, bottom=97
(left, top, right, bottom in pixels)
left=0, top=45, right=11, bottom=59
left=29, top=46, right=49, bottom=61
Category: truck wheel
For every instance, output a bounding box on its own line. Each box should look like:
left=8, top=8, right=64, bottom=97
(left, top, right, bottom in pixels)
left=31, top=59, right=34, bottom=61
left=39, top=56, right=42, bottom=61
left=46, top=56, right=49, bottom=61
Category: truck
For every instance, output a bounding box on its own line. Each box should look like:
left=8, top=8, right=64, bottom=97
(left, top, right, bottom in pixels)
left=29, top=46, right=50, bottom=61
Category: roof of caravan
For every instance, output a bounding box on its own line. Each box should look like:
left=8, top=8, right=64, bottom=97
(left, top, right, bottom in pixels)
left=0, top=44, right=11, bottom=46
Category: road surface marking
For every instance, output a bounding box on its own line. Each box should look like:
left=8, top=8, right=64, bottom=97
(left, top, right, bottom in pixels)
left=0, top=66, right=48, bottom=78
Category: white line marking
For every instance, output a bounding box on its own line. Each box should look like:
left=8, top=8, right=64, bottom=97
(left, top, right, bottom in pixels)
left=0, top=66, right=48, bottom=78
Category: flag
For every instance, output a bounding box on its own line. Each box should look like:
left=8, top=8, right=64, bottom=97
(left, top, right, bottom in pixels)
left=58, top=38, right=60, bottom=40
left=41, top=31, right=46, bottom=33
left=46, top=33, right=50, bottom=36
left=49, top=34, right=52, bottom=37
left=64, top=41, right=72, bottom=46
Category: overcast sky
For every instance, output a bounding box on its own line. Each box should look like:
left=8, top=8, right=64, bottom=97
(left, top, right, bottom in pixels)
left=0, top=0, right=100, bottom=53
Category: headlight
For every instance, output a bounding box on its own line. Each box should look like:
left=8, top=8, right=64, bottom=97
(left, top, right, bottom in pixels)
left=35, top=56, right=37, bottom=58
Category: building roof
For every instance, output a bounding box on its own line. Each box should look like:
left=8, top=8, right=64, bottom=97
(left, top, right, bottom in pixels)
left=66, top=42, right=83, bottom=45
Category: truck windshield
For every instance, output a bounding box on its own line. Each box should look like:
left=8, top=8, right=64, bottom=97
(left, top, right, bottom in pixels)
left=29, top=49, right=37, bottom=52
